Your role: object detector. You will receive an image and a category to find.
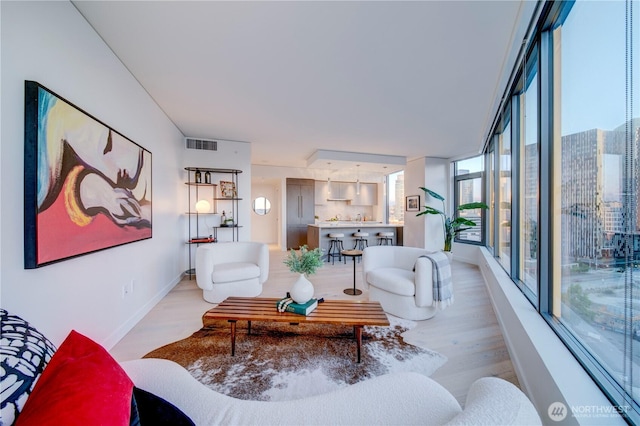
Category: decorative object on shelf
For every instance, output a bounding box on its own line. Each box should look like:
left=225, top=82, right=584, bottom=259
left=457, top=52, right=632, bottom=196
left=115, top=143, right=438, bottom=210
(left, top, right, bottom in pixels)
left=195, top=169, right=202, bottom=183
left=417, top=187, right=488, bottom=252
left=195, top=199, right=211, bottom=214
left=219, top=209, right=234, bottom=227
left=190, top=236, right=214, bottom=243
left=23, top=81, right=152, bottom=269
left=220, top=181, right=237, bottom=198
left=283, top=245, right=324, bottom=304
left=405, top=195, right=420, bottom=212
left=204, top=171, right=211, bottom=184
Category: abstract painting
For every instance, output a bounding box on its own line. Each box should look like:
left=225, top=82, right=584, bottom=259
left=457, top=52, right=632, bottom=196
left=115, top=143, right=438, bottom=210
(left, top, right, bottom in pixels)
left=24, top=81, right=152, bottom=268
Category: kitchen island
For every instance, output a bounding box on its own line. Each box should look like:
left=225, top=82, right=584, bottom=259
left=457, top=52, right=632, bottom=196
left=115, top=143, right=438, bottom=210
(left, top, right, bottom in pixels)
left=307, top=223, right=403, bottom=253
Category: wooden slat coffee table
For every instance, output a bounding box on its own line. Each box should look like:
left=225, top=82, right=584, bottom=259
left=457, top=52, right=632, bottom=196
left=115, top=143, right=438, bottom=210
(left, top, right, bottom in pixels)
left=203, top=297, right=390, bottom=363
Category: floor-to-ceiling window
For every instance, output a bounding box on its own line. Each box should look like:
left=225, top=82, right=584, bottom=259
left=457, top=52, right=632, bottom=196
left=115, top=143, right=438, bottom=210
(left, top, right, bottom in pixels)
left=552, top=0, right=639, bottom=415
left=498, top=112, right=512, bottom=273
left=519, top=46, right=539, bottom=299
left=454, top=156, right=485, bottom=244
left=387, top=170, right=404, bottom=224
left=486, top=146, right=495, bottom=252
left=482, top=0, right=639, bottom=421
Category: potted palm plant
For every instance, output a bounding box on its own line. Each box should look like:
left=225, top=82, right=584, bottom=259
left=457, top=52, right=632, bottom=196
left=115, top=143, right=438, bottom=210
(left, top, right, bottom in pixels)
left=283, top=245, right=324, bottom=303
left=417, top=187, right=488, bottom=252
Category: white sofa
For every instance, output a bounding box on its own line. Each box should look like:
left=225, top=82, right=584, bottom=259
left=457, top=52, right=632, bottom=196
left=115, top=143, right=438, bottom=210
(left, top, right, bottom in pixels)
left=1, top=309, right=541, bottom=426
left=363, top=245, right=440, bottom=320
left=195, top=242, right=269, bottom=303
left=121, top=358, right=541, bottom=425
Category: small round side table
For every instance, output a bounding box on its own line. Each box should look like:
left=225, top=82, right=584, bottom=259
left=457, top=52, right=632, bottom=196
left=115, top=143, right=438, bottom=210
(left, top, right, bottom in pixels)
left=341, top=249, right=363, bottom=296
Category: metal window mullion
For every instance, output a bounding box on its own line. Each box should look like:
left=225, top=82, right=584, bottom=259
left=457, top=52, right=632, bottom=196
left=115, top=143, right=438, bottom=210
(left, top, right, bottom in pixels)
left=493, top=139, right=501, bottom=256
left=539, top=28, right=553, bottom=315
left=511, top=95, right=521, bottom=280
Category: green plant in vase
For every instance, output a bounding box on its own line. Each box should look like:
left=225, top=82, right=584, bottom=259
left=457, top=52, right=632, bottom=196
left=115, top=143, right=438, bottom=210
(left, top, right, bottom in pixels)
left=284, top=245, right=324, bottom=275
left=283, top=245, right=324, bottom=304
left=417, top=187, right=488, bottom=252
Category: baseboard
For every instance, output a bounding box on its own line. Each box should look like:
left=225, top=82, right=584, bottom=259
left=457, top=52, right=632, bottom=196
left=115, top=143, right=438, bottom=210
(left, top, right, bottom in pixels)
left=104, top=273, right=183, bottom=350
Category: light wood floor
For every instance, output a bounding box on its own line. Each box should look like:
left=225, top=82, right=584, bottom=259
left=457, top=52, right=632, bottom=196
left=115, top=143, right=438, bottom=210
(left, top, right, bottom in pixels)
left=110, top=248, right=519, bottom=405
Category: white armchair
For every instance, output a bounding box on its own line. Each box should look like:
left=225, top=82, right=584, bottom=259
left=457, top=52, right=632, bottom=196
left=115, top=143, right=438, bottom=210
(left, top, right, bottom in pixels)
left=362, top=246, right=438, bottom=320
left=195, top=242, right=269, bottom=303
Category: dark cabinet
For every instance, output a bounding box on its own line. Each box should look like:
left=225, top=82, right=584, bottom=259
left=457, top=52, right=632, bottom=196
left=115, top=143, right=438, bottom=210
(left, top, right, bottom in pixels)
left=286, top=178, right=315, bottom=249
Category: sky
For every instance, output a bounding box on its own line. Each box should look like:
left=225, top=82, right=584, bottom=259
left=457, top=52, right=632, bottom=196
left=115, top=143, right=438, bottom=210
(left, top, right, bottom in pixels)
left=561, top=0, right=639, bottom=135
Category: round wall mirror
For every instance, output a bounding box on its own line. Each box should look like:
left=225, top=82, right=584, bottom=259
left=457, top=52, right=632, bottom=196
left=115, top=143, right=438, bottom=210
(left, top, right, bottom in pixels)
left=252, top=196, right=271, bottom=215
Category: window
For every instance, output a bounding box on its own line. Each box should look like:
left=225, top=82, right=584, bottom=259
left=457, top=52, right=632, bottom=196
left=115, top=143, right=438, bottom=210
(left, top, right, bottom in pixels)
left=454, top=156, right=485, bottom=244
left=387, top=171, right=404, bottom=224
left=498, top=111, right=512, bottom=273
left=482, top=0, right=639, bottom=421
left=552, top=0, right=639, bottom=416
left=518, top=46, right=539, bottom=298
left=486, top=147, right=495, bottom=252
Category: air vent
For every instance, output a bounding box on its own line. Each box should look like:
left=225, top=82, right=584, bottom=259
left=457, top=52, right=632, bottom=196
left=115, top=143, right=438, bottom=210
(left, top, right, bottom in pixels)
left=185, top=138, right=217, bottom=151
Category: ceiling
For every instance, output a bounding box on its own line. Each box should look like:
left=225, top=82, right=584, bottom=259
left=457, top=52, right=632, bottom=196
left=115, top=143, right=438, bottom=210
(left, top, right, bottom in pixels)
left=73, top=1, right=528, bottom=173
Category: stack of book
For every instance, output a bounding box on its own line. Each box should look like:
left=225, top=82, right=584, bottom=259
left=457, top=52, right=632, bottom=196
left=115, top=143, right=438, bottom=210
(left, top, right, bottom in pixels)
left=276, top=297, right=318, bottom=316
left=189, top=236, right=215, bottom=243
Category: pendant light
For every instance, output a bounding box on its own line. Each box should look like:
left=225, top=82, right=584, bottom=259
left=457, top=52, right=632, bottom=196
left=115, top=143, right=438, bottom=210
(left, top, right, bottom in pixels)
left=356, top=164, right=361, bottom=195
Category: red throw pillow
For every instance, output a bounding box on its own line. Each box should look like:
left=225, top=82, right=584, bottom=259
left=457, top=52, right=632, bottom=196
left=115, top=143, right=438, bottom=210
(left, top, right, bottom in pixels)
left=15, top=330, right=133, bottom=426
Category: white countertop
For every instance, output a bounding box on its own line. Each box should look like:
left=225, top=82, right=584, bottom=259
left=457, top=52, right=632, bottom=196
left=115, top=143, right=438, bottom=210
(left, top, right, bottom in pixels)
left=309, top=222, right=402, bottom=228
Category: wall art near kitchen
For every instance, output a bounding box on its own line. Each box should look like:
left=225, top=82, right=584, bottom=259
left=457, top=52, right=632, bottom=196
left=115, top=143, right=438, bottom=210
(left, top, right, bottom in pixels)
left=405, top=195, right=420, bottom=212
left=24, top=81, right=152, bottom=269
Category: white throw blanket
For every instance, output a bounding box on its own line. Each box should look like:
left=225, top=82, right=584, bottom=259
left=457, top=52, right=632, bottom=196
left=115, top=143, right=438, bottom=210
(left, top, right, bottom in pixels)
left=417, top=252, right=454, bottom=310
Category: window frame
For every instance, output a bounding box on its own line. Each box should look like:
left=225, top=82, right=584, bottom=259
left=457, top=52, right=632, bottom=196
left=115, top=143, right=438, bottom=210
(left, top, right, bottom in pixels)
left=453, top=163, right=486, bottom=246
left=481, top=1, right=639, bottom=422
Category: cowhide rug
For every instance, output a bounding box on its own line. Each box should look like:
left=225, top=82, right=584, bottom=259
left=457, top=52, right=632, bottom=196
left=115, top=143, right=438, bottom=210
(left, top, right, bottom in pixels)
left=144, top=316, right=446, bottom=401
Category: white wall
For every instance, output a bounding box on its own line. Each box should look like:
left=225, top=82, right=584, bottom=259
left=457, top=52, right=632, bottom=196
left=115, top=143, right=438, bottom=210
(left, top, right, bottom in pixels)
left=182, top=141, right=252, bottom=246
left=403, top=157, right=449, bottom=250
left=1, top=1, right=185, bottom=348
left=250, top=182, right=279, bottom=245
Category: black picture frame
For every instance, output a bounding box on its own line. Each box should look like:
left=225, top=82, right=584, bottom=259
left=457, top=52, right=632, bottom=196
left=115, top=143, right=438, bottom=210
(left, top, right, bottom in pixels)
left=406, top=195, right=420, bottom=212
left=24, top=81, right=152, bottom=268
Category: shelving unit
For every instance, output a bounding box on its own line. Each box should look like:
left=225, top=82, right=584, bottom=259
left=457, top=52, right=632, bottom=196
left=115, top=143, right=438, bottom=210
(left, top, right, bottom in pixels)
left=185, top=167, right=243, bottom=278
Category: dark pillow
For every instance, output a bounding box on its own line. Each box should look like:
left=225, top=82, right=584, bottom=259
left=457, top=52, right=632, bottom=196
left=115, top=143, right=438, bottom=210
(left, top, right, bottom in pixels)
left=130, top=387, right=194, bottom=426
left=0, top=308, right=57, bottom=425
left=14, top=330, right=134, bottom=426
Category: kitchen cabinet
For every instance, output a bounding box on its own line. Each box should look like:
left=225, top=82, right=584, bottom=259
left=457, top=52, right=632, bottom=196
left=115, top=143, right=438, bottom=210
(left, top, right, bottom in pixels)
left=286, top=178, right=315, bottom=249
left=326, top=182, right=353, bottom=201
left=315, top=180, right=378, bottom=205
left=314, top=180, right=328, bottom=205
left=351, top=183, right=378, bottom=205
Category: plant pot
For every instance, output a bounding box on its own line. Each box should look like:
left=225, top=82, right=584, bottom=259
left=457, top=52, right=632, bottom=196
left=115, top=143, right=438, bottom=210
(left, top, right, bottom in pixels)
left=290, top=273, right=314, bottom=304
left=444, top=251, right=453, bottom=263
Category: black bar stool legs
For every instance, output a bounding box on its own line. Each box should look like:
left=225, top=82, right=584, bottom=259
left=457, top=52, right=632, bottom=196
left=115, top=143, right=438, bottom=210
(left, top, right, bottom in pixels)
left=327, top=233, right=345, bottom=264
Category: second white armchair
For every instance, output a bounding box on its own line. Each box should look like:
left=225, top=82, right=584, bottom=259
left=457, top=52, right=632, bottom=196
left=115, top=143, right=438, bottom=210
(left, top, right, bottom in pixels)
left=195, top=242, right=269, bottom=303
left=362, top=246, right=439, bottom=320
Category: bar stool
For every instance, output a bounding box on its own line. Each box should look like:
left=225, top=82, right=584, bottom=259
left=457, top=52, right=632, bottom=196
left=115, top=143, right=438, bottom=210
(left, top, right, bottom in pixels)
left=327, top=233, right=345, bottom=264
left=352, top=231, right=369, bottom=250
left=377, top=231, right=394, bottom=245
